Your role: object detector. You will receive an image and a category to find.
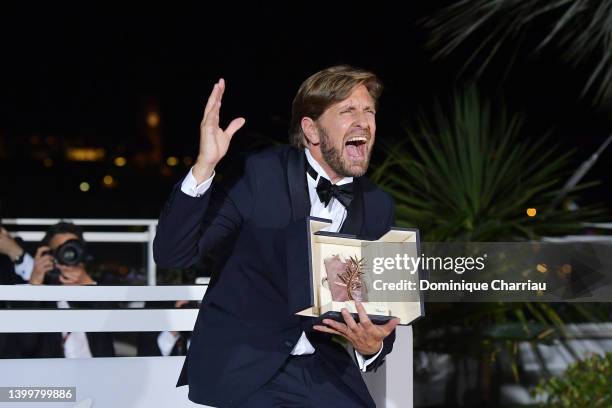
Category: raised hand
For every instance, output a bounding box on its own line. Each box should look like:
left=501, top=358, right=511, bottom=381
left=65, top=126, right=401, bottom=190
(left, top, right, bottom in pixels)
left=0, top=227, right=23, bottom=261
left=30, top=246, right=54, bottom=285
left=193, top=78, right=246, bottom=183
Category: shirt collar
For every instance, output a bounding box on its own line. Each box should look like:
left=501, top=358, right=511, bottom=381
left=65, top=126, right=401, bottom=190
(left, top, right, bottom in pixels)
left=304, top=148, right=353, bottom=186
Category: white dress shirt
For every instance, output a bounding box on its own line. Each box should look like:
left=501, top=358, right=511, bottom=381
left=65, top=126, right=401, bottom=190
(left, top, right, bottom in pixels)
left=157, top=330, right=191, bottom=356
left=157, top=331, right=179, bottom=356
left=57, top=300, right=93, bottom=358
left=13, top=252, right=34, bottom=282
left=180, top=149, right=383, bottom=371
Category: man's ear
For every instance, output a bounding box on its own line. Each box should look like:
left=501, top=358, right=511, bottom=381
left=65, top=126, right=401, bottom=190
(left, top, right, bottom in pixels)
left=301, top=117, right=320, bottom=145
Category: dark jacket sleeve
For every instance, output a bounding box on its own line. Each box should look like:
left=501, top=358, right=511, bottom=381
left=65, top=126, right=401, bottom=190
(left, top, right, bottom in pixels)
left=153, top=158, right=257, bottom=269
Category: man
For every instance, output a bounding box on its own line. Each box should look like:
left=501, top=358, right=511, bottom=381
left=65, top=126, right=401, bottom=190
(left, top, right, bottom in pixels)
left=20, top=222, right=115, bottom=358
left=154, top=65, right=399, bottom=407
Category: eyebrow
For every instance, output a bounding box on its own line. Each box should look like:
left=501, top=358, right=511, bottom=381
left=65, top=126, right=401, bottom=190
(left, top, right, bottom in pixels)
left=339, top=103, right=376, bottom=111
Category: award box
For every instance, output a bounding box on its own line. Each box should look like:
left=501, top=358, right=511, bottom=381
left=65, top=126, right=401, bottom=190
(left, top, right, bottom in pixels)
left=288, top=217, right=424, bottom=326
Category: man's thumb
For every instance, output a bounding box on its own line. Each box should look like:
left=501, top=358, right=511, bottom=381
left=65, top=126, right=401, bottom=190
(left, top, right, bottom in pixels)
left=225, top=117, right=246, bottom=138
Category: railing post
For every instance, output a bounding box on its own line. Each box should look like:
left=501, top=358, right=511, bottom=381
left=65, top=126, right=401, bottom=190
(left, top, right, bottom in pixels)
left=147, top=223, right=156, bottom=286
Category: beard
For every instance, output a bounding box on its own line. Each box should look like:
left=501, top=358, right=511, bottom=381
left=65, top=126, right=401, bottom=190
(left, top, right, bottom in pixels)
left=317, top=124, right=372, bottom=178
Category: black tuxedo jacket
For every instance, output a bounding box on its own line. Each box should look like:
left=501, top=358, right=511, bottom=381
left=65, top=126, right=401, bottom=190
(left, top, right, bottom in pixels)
left=154, top=145, right=396, bottom=407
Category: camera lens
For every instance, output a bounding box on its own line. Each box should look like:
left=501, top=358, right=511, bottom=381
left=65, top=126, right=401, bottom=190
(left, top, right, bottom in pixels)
left=62, top=247, right=78, bottom=263
left=55, top=239, right=86, bottom=266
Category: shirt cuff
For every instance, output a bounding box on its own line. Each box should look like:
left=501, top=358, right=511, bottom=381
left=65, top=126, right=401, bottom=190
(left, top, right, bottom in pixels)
left=15, top=252, right=34, bottom=281
left=157, top=331, right=179, bottom=356
left=180, top=167, right=215, bottom=197
left=354, top=342, right=384, bottom=372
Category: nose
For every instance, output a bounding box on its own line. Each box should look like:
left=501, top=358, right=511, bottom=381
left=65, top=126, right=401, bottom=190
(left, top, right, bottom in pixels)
left=354, top=111, right=371, bottom=131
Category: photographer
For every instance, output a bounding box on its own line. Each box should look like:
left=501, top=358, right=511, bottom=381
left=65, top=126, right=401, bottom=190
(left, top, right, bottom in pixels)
left=29, top=223, right=96, bottom=286
left=19, top=221, right=115, bottom=358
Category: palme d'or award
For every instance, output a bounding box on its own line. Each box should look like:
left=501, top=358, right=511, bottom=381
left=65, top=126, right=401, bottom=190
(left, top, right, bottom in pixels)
left=294, top=217, right=425, bottom=326
left=323, top=254, right=368, bottom=302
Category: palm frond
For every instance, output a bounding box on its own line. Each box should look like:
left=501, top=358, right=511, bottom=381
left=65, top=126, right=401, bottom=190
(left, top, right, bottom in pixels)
left=422, top=0, right=612, bottom=105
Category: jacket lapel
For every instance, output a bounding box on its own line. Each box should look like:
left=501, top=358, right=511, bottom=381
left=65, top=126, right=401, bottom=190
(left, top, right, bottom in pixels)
left=285, top=147, right=313, bottom=314
left=286, top=147, right=311, bottom=221
left=339, top=178, right=364, bottom=236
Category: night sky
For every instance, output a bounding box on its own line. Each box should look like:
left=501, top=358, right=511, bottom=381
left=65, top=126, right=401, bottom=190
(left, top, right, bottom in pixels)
left=1, top=6, right=610, bottom=219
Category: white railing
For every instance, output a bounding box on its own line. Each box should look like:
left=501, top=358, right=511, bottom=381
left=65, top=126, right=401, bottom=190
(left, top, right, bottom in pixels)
left=0, top=284, right=413, bottom=407
left=0, top=285, right=205, bottom=332
left=0, top=285, right=205, bottom=407
left=1, top=218, right=159, bottom=285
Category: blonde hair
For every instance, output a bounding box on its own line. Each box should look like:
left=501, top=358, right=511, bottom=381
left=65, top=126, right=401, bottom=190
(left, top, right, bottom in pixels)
left=289, top=65, right=383, bottom=148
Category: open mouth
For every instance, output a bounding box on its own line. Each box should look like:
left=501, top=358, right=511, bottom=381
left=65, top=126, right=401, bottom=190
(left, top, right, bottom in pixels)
left=344, top=136, right=368, bottom=160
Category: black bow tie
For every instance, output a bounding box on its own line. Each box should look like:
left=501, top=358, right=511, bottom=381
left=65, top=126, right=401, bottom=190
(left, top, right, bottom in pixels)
left=316, top=177, right=354, bottom=208
left=306, top=160, right=353, bottom=208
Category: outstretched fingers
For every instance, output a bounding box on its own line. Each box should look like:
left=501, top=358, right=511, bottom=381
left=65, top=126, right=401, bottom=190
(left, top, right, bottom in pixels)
left=217, top=78, right=225, bottom=101
left=340, top=308, right=359, bottom=332
left=355, top=301, right=374, bottom=330
left=312, top=324, right=346, bottom=339
left=209, top=78, right=225, bottom=121
left=203, top=81, right=220, bottom=121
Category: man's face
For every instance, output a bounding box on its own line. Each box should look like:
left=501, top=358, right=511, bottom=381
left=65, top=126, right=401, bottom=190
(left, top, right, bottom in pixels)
left=315, top=84, right=376, bottom=178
